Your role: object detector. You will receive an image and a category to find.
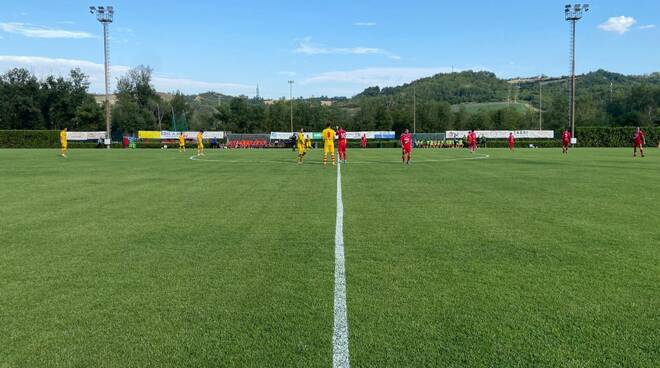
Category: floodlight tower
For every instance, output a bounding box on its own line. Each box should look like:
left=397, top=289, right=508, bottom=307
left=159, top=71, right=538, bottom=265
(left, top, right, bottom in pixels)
left=288, top=80, right=294, bottom=133
left=90, top=5, right=114, bottom=148
left=565, top=4, right=589, bottom=145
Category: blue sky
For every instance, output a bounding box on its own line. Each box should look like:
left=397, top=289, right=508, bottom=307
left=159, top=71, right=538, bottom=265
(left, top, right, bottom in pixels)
left=0, top=0, right=657, bottom=98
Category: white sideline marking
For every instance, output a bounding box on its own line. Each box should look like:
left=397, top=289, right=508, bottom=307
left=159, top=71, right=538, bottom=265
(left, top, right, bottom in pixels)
left=333, top=162, right=350, bottom=368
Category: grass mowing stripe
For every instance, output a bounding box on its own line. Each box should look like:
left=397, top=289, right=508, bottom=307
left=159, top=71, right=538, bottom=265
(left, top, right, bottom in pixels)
left=333, top=162, right=351, bottom=368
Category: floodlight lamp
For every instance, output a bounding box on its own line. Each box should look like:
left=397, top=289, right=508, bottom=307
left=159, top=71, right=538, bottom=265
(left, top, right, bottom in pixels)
left=89, top=6, right=96, bottom=13
left=108, top=6, right=114, bottom=14
left=583, top=4, right=589, bottom=11
left=574, top=4, right=581, bottom=11
left=98, top=6, right=104, bottom=13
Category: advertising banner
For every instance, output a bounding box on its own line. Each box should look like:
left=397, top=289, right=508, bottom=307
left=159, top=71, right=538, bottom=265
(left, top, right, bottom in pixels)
left=66, top=131, right=107, bottom=141
left=445, top=130, right=554, bottom=139
left=138, top=131, right=225, bottom=140
left=270, top=131, right=396, bottom=140
left=138, top=131, right=160, bottom=139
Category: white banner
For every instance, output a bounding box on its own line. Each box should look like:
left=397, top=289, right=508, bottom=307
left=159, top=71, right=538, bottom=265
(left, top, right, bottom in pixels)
left=270, top=132, right=296, bottom=140
left=66, top=131, right=106, bottom=141
left=345, top=131, right=395, bottom=139
left=446, top=130, right=554, bottom=139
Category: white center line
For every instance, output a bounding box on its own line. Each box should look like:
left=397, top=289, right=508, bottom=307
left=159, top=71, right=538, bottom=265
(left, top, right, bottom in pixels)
left=333, top=162, right=350, bottom=368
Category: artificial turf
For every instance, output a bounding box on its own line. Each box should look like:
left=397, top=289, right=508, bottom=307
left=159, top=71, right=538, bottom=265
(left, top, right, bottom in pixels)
left=0, top=147, right=658, bottom=367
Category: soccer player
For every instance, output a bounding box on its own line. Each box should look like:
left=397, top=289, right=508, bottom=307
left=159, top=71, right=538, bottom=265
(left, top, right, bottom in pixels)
left=322, top=123, right=336, bottom=166
left=562, top=129, right=571, bottom=154
left=633, top=126, right=646, bottom=157
left=296, top=128, right=307, bottom=164
left=60, top=128, right=68, bottom=158
left=196, top=131, right=205, bottom=156
left=400, top=129, right=412, bottom=164
left=467, top=130, right=477, bottom=153
left=508, top=132, right=515, bottom=151
left=306, top=135, right=312, bottom=151
left=178, top=132, right=186, bottom=152
left=361, top=134, right=367, bottom=148
left=337, top=126, right=348, bottom=164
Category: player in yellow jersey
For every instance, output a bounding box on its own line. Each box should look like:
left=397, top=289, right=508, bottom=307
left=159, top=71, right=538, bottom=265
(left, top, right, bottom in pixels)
left=306, top=135, right=312, bottom=151
left=296, top=128, right=307, bottom=164
left=322, top=123, right=336, bottom=166
left=59, top=128, right=68, bottom=158
left=178, top=132, right=186, bottom=152
left=196, top=131, right=205, bottom=156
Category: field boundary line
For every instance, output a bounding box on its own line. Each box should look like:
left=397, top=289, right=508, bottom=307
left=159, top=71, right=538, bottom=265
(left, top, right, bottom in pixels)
left=333, top=162, right=350, bottom=368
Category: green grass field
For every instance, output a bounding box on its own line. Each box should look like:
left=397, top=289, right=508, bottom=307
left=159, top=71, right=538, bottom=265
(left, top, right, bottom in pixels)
left=1, top=147, right=658, bottom=367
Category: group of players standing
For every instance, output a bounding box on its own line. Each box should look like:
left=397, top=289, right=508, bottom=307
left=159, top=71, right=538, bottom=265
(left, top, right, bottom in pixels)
left=296, top=124, right=370, bottom=165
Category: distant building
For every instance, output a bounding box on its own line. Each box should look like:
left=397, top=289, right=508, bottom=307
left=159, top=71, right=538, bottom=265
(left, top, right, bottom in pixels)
left=264, top=100, right=276, bottom=105
left=321, top=100, right=333, bottom=107
left=93, top=94, right=118, bottom=106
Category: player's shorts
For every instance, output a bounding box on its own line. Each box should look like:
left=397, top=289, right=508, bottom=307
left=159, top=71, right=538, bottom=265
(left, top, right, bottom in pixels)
left=563, top=140, right=570, bottom=147
left=634, top=142, right=643, bottom=147
left=297, top=145, right=306, bottom=154
left=324, top=142, right=335, bottom=154
left=198, top=144, right=204, bottom=149
left=402, top=145, right=412, bottom=154
left=338, top=141, right=347, bottom=152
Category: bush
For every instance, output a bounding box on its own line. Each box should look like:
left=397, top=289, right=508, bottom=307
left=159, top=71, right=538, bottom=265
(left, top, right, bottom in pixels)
left=572, top=127, right=659, bottom=147
left=0, top=130, right=59, bottom=148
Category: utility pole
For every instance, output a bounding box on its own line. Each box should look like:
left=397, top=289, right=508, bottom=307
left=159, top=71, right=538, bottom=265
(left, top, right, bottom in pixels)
left=90, top=5, right=114, bottom=148
left=539, top=76, right=543, bottom=130
left=565, top=4, right=589, bottom=146
left=413, top=86, right=416, bottom=134
left=288, top=80, right=294, bottom=133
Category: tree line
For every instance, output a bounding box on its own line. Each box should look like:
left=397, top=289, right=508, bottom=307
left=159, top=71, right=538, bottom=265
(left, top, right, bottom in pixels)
left=1, top=67, right=658, bottom=135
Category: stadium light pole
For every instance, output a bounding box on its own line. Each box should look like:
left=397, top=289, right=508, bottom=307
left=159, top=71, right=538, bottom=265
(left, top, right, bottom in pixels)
left=539, top=75, right=543, bottom=130
left=565, top=4, right=589, bottom=146
left=90, top=5, right=114, bottom=149
left=288, top=80, right=294, bottom=133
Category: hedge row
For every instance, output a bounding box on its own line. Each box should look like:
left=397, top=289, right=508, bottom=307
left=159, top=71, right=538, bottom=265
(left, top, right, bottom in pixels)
left=572, top=127, right=659, bottom=147
left=0, top=130, right=60, bottom=148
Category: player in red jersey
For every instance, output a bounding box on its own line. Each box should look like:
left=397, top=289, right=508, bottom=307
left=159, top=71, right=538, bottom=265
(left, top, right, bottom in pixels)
left=337, top=126, right=348, bottom=163
left=633, top=126, right=646, bottom=157
left=561, top=130, right=571, bottom=154
left=361, top=134, right=367, bottom=148
left=508, top=132, right=515, bottom=151
left=467, top=130, right=477, bottom=153
left=400, top=129, right=412, bottom=164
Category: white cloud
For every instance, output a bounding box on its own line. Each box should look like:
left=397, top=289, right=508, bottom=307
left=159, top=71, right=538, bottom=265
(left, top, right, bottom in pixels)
left=293, top=37, right=400, bottom=60
left=598, top=16, right=637, bottom=34
left=278, top=71, right=297, bottom=77
left=0, top=22, right=94, bottom=39
left=303, top=67, right=455, bottom=86
left=638, top=24, right=656, bottom=30
left=0, top=55, right=254, bottom=95
left=57, top=21, right=76, bottom=25
left=354, top=22, right=377, bottom=27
